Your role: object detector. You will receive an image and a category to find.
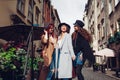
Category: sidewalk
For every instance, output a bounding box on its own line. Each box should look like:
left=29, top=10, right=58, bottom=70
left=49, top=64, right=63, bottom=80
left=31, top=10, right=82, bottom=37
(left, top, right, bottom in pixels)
left=72, top=67, right=120, bottom=80
left=105, top=69, right=120, bottom=80
left=92, top=67, right=120, bottom=80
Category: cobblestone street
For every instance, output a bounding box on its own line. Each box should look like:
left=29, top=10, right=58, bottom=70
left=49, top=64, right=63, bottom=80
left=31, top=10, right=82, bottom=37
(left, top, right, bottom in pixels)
left=73, top=67, right=119, bottom=80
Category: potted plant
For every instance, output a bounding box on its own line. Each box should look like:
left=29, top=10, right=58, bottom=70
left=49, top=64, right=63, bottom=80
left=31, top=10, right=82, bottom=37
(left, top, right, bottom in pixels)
left=93, top=63, right=99, bottom=71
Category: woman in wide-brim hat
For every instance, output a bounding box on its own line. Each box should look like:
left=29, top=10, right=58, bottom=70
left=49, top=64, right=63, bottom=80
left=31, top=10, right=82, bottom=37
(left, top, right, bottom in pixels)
left=58, top=23, right=71, bottom=34
left=54, top=22, right=76, bottom=80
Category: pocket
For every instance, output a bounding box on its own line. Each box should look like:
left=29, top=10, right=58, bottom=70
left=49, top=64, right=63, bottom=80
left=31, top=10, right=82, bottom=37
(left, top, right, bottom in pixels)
left=64, top=52, right=68, bottom=54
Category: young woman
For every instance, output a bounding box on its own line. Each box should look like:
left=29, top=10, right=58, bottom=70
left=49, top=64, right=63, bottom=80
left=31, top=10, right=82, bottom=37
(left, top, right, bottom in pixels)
left=55, top=23, right=76, bottom=80
left=39, top=23, right=57, bottom=80
left=72, top=20, right=95, bottom=80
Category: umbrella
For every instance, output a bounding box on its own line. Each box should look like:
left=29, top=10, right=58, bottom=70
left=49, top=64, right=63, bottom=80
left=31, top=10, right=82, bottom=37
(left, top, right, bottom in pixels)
left=0, top=24, right=44, bottom=41
left=94, top=48, right=115, bottom=57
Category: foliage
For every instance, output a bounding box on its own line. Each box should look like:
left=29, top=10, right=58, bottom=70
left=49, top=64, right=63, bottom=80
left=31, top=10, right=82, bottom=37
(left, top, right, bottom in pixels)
left=27, top=56, right=44, bottom=70
left=108, top=36, right=115, bottom=44
left=94, top=63, right=99, bottom=66
left=114, top=31, right=120, bottom=44
left=0, top=46, right=44, bottom=72
left=0, top=47, right=17, bottom=71
left=93, top=63, right=100, bottom=71
left=108, top=31, right=120, bottom=44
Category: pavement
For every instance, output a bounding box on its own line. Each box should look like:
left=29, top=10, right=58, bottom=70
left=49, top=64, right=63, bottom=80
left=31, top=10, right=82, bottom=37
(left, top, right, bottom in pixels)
left=105, top=69, right=120, bottom=80
left=91, top=68, right=120, bottom=80
left=72, top=67, right=120, bottom=80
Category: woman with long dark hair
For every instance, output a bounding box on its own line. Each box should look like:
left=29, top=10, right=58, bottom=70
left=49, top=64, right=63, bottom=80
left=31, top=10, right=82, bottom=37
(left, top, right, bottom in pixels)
left=72, top=20, right=95, bottom=80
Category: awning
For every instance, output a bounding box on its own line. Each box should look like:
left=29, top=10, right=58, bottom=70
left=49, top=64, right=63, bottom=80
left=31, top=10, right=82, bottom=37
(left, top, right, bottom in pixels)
left=94, top=48, right=115, bottom=57
left=0, top=24, right=44, bottom=41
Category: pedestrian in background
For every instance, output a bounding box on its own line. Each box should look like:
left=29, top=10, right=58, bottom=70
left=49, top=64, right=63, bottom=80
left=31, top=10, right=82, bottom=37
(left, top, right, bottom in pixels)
left=39, top=23, right=57, bottom=80
left=72, top=20, right=95, bottom=80
left=54, top=23, right=76, bottom=80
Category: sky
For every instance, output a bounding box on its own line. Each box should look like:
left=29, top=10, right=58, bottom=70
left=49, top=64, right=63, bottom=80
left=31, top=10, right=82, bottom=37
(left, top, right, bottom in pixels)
left=51, top=0, right=88, bottom=33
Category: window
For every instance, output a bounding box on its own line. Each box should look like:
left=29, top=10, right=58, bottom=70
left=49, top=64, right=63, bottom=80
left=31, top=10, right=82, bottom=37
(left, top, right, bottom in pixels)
left=108, top=0, right=112, bottom=14
left=28, top=1, right=33, bottom=23
left=17, top=0, right=25, bottom=14
left=35, top=7, right=40, bottom=25
left=101, top=0, right=104, bottom=10
left=97, top=2, right=100, bottom=17
left=101, top=18, right=104, bottom=37
left=117, top=19, right=120, bottom=31
left=110, top=25, right=114, bottom=36
left=98, top=24, right=101, bottom=39
left=115, top=0, right=120, bottom=6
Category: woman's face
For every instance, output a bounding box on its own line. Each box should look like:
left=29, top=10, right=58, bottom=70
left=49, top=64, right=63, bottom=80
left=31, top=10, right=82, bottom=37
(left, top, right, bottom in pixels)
left=74, top=26, right=79, bottom=32
left=48, top=26, right=54, bottom=34
left=61, top=25, right=67, bottom=32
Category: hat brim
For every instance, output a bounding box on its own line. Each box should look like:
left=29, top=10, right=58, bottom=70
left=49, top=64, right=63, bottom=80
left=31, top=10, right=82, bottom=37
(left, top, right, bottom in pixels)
left=58, top=23, right=71, bottom=29
left=73, top=23, right=79, bottom=27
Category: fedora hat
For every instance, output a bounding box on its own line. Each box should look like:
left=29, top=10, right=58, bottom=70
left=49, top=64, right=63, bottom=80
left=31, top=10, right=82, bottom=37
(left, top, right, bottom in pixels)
left=73, top=20, right=84, bottom=28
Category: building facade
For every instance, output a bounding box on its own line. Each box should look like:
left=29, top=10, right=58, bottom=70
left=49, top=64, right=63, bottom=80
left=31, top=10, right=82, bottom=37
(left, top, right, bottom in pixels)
left=0, top=0, right=60, bottom=80
left=85, top=0, right=120, bottom=75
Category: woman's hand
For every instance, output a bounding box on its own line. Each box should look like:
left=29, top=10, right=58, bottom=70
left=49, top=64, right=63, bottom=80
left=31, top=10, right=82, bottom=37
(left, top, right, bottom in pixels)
left=79, top=53, right=83, bottom=60
left=44, top=30, right=47, bottom=34
left=44, top=30, right=48, bottom=39
left=72, top=55, right=76, bottom=60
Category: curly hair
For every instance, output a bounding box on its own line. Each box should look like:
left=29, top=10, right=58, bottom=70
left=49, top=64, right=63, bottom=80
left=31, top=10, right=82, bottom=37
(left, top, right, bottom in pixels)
left=79, top=27, right=93, bottom=43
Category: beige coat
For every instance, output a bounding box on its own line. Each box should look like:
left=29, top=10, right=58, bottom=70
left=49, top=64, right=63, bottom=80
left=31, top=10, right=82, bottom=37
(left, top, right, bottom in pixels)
left=39, top=34, right=57, bottom=80
left=41, top=34, right=57, bottom=66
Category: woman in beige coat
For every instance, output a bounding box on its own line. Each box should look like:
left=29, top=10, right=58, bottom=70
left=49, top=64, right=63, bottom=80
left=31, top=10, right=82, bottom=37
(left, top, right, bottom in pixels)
left=39, top=23, right=57, bottom=80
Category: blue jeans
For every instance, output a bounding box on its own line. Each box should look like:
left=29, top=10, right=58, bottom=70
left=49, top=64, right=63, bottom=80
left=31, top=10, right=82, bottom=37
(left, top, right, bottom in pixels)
left=76, top=65, right=84, bottom=80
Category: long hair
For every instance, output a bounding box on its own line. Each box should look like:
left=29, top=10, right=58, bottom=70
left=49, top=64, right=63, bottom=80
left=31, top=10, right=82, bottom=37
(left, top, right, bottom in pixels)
left=72, top=27, right=93, bottom=44
left=45, top=23, right=55, bottom=37
left=45, top=23, right=57, bottom=47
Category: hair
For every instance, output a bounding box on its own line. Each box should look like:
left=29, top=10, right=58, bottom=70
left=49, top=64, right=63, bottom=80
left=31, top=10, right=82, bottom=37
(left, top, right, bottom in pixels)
left=72, top=27, right=93, bottom=43
left=44, top=23, right=57, bottom=47
left=45, top=23, right=55, bottom=37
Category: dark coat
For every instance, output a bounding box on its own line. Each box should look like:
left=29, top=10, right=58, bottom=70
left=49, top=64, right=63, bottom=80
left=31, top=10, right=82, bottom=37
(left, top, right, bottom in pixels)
left=72, top=32, right=95, bottom=64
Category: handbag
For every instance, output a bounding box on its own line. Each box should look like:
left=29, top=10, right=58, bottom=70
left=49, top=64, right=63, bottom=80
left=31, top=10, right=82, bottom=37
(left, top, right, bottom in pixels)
left=73, top=51, right=83, bottom=67
left=76, top=51, right=83, bottom=65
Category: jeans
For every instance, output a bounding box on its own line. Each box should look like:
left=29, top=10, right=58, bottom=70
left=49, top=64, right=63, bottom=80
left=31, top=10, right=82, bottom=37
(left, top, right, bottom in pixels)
left=76, top=65, right=84, bottom=80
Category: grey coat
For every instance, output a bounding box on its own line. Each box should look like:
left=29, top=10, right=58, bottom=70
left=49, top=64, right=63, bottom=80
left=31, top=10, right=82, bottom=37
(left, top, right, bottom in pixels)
left=56, top=33, right=75, bottom=78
